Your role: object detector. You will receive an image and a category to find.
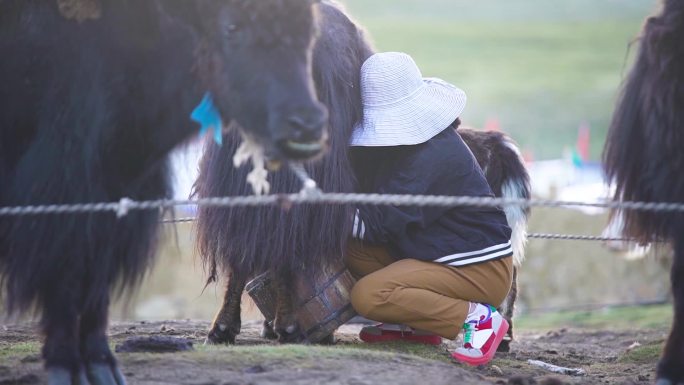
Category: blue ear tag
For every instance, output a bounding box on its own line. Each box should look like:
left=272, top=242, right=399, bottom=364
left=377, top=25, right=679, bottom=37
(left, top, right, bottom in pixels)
left=191, top=93, right=224, bottom=146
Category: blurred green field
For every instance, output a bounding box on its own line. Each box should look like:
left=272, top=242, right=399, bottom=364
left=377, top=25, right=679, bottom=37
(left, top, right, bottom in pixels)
left=343, top=0, right=658, bottom=160
left=517, top=304, right=672, bottom=331
left=520, top=207, right=671, bottom=313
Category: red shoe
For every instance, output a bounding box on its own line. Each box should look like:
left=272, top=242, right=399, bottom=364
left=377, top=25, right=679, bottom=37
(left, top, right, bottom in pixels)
left=359, top=323, right=442, bottom=345
left=451, top=304, right=509, bottom=366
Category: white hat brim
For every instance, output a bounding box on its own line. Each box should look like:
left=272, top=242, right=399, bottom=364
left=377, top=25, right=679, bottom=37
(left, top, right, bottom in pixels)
left=350, top=78, right=467, bottom=147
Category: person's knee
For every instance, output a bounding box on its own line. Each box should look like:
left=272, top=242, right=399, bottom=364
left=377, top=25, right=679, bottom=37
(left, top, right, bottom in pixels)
left=350, top=277, right=385, bottom=319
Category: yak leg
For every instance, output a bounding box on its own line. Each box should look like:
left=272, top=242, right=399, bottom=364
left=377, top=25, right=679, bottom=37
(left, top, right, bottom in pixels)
left=260, top=319, right=278, bottom=340
left=273, top=270, right=304, bottom=343
left=79, top=296, right=126, bottom=385
left=207, top=272, right=247, bottom=344
left=656, top=220, right=684, bottom=385
left=497, top=266, right=518, bottom=353
left=318, top=334, right=336, bottom=345
left=42, top=285, right=88, bottom=385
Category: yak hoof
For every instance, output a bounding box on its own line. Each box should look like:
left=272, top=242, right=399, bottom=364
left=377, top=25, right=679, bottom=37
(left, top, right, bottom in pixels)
left=47, top=368, right=74, bottom=385
left=47, top=365, right=125, bottom=385
left=657, top=359, right=684, bottom=385
left=497, top=339, right=511, bottom=353
left=86, top=364, right=127, bottom=385
left=260, top=320, right=278, bottom=340
left=47, top=367, right=89, bottom=385
left=206, top=324, right=238, bottom=345
left=276, top=324, right=304, bottom=344
left=317, top=334, right=336, bottom=345
left=654, top=377, right=684, bottom=385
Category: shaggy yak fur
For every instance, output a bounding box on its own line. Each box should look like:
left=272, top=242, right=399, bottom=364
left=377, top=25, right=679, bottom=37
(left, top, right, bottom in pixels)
left=603, top=0, right=684, bottom=383
left=0, top=1, right=324, bottom=384
left=194, top=1, right=530, bottom=349
left=194, top=0, right=372, bottom=344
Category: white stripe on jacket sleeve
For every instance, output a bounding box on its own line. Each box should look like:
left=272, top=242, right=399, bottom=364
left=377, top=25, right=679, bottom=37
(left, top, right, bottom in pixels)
left=434, top=241, right=512, bottom=263
left=352, top=209, right=366, bottom=240
left=352, top=209, right=360, bottom=237
left=446, top=245, right=513, bottom=266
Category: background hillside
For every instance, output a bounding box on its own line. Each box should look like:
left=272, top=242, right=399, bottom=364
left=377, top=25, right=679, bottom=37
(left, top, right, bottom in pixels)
left=344, top=0, right=657, bottom=160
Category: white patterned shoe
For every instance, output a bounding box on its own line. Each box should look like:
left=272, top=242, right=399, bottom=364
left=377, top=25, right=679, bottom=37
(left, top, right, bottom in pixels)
left=451, top=304, right=509, bottom=366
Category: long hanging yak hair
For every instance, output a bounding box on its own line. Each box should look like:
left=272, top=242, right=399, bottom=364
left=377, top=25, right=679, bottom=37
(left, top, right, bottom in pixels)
left=193, top=0, right=374, bottom=280
left=603, top=0, right=684, bottom=243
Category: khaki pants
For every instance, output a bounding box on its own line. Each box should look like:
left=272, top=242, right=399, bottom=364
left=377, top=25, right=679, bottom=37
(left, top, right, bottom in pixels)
left=345, top=240, right=513, bottom=340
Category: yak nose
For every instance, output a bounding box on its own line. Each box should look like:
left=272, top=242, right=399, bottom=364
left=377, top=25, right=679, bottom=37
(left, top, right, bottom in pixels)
left=287, top=106, right=328, bottom=142
left=276, top=105, right=329, bottom=160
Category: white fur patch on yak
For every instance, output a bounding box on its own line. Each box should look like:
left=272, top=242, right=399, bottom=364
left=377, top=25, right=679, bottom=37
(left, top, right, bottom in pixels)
left=233, top=139, right=270, bottom=196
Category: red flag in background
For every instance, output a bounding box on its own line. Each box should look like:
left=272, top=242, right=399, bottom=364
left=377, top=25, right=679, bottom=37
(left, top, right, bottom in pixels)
left=483, top=117, right=501, bottom=132
left=576, top=122, right=591, bottom=162
left=522, top=149, right=534, bottom=163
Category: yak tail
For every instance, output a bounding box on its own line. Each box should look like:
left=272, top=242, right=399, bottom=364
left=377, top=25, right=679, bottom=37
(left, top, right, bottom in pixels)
left=496, top=137, right=530, bottom=267
left=502, top=174, right=530, bottom=268
left=459, top=127, right=531, bottom=267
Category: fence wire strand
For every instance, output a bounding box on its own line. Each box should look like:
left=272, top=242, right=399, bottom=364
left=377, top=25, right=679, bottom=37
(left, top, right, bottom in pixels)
left=2, top=193, right=682, bottom=244
left=158, top=217, right=643, bottom=243
left=3, top=193, right=684, bottom=218
left=527, top=233, right=639, bottom=242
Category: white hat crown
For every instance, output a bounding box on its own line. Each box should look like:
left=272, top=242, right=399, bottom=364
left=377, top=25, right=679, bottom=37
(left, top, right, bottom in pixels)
left=351, top=52, right=467, bottom=147
left=361, top=52, right=426, bottom=107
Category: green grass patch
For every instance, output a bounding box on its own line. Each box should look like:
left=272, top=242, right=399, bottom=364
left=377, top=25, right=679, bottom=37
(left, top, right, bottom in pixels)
left=121, top=343, right=446, bottom=369
left=517, top=304, right=672, bottom=331
left=618, top=342, right=664, bottom=364
left=341, top=341, right=452, bottom=363
left=344, top=0, right=653, bottom=23
left=0, top=341, right=41, bottom=362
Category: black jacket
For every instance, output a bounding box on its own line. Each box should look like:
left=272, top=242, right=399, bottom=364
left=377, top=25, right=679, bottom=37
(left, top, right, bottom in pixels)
left=351, top=128, right=513, bottom=266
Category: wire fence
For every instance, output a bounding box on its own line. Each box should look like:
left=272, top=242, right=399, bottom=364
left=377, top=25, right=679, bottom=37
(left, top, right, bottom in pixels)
left=157, top=217, right=643, bottom=243
left=3, top=193, right=684, bottom=218
left=526, top=233, right=643, bottom=242
left=0, top=159, right=674, bottom=318
left=156, top=208, right=668, bottom=313
left=1, top=183, right=672, bottom=313
left=2, top=192, right=678, bottom=243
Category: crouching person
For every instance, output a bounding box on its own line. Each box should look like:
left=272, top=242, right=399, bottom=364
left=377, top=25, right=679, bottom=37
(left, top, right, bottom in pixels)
left=346, top=52, right=514, bottom=366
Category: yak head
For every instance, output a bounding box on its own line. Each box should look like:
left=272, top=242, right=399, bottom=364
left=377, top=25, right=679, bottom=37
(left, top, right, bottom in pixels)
left=188, top=0, right=329, bottom=162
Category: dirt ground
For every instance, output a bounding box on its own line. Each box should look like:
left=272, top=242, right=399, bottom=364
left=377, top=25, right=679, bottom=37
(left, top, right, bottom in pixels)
left=0, top=320, right=667, bottom=385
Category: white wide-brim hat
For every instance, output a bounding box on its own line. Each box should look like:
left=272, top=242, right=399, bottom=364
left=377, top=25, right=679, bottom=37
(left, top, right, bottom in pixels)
left=351, top=52, right=467, bottom=147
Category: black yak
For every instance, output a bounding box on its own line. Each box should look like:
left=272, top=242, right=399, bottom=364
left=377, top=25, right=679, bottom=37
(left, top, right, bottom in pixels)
left=0, top=1, right=325, bottom=384
left=603, top=1, right=684, bottom=383
left=194, top=1, right=530, bottom=348
left=194, top=0, right=372, bottom=344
